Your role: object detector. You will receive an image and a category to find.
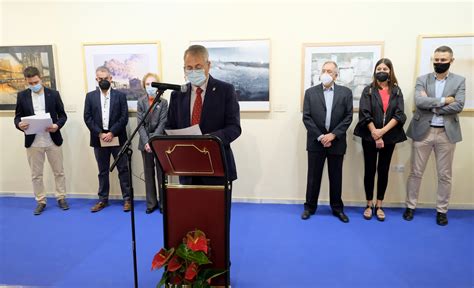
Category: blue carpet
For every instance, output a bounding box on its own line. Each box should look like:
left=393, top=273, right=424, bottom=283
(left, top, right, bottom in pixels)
left=0, top=197, right=473, bottom=287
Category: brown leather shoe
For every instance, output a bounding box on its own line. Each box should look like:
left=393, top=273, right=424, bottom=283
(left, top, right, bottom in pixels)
left=123, top=201, right=131, bottom=212
left=91, top=201, right=108, bottom=213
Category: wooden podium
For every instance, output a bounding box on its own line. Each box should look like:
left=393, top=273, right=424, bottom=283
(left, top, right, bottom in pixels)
left=150, top=135, right=231, bottom=286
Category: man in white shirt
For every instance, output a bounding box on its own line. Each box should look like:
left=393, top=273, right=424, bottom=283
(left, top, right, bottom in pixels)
left=14, top=66, right=68, bottom=215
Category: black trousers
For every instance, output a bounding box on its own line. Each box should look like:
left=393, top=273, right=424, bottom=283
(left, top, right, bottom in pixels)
left=93, top=146, right=130, bottom=202
left=304, top=150, right=344, bottom=213
left=362, top=140, right=396, bottom=201
left=142, top=151, right=164, bottom=210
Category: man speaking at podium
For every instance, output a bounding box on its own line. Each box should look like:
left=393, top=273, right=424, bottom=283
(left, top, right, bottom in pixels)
left=166, top=45, right=241, bottom=187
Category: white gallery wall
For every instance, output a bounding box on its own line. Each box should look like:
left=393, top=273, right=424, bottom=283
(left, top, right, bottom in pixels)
left=1, top=0, right=473, bottom=208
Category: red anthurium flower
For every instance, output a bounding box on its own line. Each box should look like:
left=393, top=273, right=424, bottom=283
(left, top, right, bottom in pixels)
left=151, top=248, right=174, bottom=270
left=186, top=230, right=208, bottom=253
left=185, top=262, right=198, bottom=281
left=167, top=255, right=182, bottom=272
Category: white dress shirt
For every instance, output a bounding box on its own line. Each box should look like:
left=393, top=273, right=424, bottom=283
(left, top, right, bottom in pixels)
left=431, top=74, right=447, bottom=127
left=100, top=88, right=111, bottom=130
left=31, top=90, right=53, bottom=148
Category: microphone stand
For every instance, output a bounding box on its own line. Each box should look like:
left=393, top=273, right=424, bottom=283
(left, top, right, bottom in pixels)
left=110, top=89, right=165, bottom=288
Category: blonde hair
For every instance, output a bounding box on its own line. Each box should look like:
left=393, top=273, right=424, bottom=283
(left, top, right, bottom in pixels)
left=142, top=72, right=160, bottom=89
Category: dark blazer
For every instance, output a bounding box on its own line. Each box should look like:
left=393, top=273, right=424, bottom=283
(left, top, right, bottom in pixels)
left=137, top=95, right=168, bottom=151
left=354, top=85, right=407, bottom=144
left=165, top=75, right=241, bottom=180
left=14, top=87, right=67, bottom=148
left=83, top=88, right=129, bottom=147
left=303, top=83, right=353, bottom=155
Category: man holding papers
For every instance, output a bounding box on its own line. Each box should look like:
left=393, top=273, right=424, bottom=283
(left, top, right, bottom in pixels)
left=84, top=66, right=131, bottom=212
left=14, top=66, right=68, bottom=215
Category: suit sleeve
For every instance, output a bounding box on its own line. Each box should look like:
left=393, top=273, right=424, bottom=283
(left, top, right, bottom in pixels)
left=302, top=89, right=323, bottom=139
left=151, top=100, right=168, bottom=138
left=357, top=87, right=374, bottom=128
left=209, top=84, right=241, bottom=145
left=109, top=92, right=129, bottom=136
left=331, top=89, right=353, bottom=139
left=83, top=93, right=102, bottom=136
left=415, top=76, right=445, bottom=109
left=165, top=91, right=178, bottom=131
left=136, top=99, right=149, bottom=145
left=54, top=91, right=67, bottom=128
left=392, top=87, right=407, bottom=125
left=14, top=92, right=24, bottom=131
left=436, top=78, right=465, bottom=115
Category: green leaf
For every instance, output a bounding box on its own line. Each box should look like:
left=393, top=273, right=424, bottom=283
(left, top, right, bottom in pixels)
left=157, top=273, right=168, bottom=288
left=198, top=268, right=228, bottom=281
left=175, top=244, right=211, bottom=265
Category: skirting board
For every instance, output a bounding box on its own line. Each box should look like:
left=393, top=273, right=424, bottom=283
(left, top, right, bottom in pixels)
left=1, top=192, right=473, bottom=210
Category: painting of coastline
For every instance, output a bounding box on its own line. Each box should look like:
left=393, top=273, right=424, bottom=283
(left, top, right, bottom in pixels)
left=191, top=40, right=270, bottom=111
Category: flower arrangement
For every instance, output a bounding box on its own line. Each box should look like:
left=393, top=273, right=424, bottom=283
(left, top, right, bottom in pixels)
left=152, top=229, right=226, bottom=288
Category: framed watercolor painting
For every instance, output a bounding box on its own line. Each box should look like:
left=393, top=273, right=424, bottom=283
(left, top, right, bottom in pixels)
left=82, top=42, right=161, bottom=112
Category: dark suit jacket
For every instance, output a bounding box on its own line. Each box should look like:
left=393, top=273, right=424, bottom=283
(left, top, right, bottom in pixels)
left=165, top=75, right=241, bottom=180
left=83, top=88, right=129, bottom=147
left=14, top=87, right=67, bottom=148
left=303, top=83, right=353, bottom=155
left=354, top=85, right=407, bottom=144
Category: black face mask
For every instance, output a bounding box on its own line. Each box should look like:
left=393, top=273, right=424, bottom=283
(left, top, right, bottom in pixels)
left=433, top=62, right=450, bottom=74
left=98, top=79, right=111, bottom=90
left=375, top=72, right=389, bottom=82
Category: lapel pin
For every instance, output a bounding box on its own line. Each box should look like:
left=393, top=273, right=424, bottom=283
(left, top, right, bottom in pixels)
left=212, top=87, right=216, bottom=91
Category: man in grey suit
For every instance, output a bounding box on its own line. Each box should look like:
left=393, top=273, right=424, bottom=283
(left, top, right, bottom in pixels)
left=137, top=72, right=168, bottom=214
left=404, top=46, right=466, bottom=226
left=302, top=61, right=353, bottom=223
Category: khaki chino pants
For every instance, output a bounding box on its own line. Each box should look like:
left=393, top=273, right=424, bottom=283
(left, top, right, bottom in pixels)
left=26, top=144, right=66, bottom=204
left=406, top=127, right=456, bottom=213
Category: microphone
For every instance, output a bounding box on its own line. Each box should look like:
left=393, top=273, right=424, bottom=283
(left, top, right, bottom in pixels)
left=151, top=82, right=188, bottom=93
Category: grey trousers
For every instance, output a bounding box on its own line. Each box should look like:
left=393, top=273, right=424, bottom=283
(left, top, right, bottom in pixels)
left=142, top=151, right=163, bottom=209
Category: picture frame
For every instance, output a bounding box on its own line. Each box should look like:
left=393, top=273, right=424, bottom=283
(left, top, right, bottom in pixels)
left=82, top=42, right=161, bottom=112
left=190, top=39, right=271, bottom=112
left=0, top=45, right=58, bottom=111
left=301, top=42, right=384, bottom=111
left=416, top=34, right=473, bottom=111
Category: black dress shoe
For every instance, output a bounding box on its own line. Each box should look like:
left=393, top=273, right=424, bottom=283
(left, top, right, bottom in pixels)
left=403, top=208, right=414, bottom=221
left=436, top=212, right=448, bottom=226
left=301, top=210, right=314, bottom=220
left=333, top=211, right=349, bottom=223
left=145, top=206, right=157, bottom=214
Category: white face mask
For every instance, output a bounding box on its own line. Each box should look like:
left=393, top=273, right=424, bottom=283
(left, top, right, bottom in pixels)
left=320, top=73, right=333, bottom=86
left=146, top=86, right=158, bottom=96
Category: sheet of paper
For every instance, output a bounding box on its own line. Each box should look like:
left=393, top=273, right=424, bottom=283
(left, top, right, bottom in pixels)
left=21, top=113, right=53, bottom=135
left=165, top=125, right=202, bottom=136
left=100, top=136, right=120, bottom=147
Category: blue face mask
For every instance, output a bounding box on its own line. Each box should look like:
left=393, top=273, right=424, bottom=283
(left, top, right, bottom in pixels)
left=30, top=83, right=42, bottom=93
left=146, top=86, right=158, bottom=96
left=186, top=69, right=206, bottom=87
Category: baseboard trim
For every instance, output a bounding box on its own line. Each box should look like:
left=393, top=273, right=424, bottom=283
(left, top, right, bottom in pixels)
left=1, top=193, right=473, bottom=210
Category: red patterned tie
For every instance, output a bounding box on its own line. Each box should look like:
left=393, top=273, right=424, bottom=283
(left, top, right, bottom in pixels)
left=191, top=87, right=203, bottom=126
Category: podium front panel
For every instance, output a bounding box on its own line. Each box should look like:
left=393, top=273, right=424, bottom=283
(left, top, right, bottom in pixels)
left=152, top=139, right=225, bottom=177
left=165, top=186, right=229, bottom=285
